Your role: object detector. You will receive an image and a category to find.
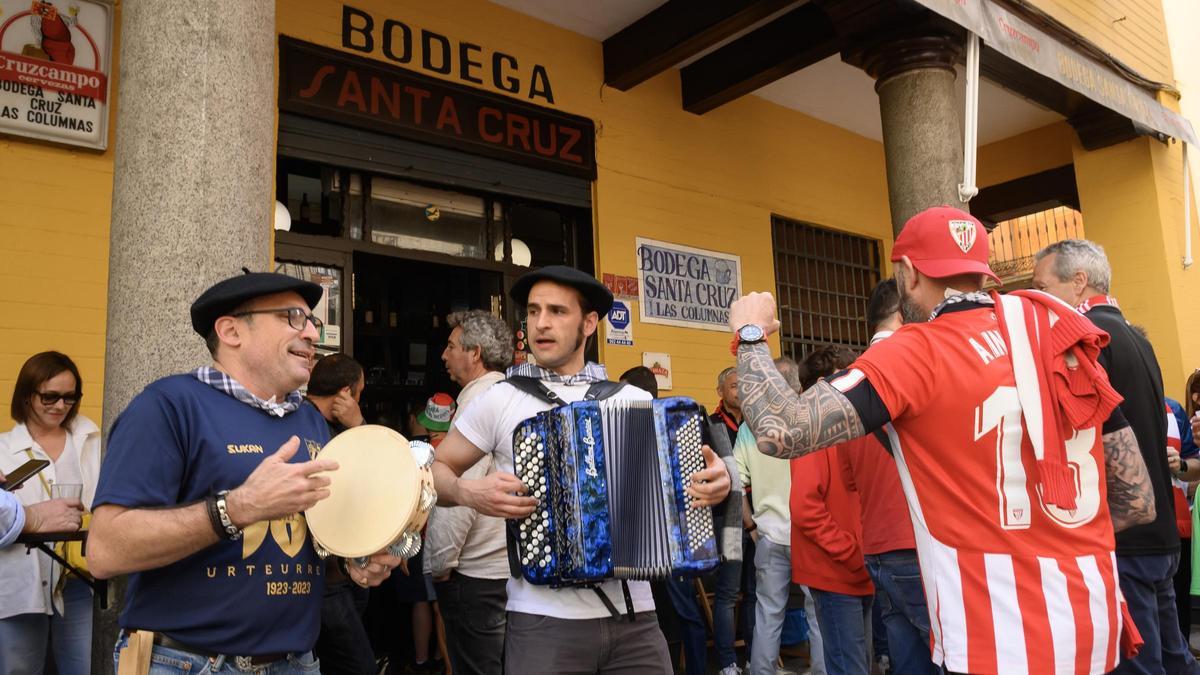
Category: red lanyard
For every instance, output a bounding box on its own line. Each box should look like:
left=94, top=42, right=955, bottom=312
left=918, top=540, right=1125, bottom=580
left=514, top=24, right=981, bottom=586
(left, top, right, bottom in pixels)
left=714, top=404, right=738, bottom=432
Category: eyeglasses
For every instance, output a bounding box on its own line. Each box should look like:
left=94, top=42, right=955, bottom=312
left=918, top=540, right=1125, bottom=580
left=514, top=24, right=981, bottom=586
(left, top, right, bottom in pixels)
left=231, top=307, right=324, bottom=332
left=37, top=392, right=79, bottom=406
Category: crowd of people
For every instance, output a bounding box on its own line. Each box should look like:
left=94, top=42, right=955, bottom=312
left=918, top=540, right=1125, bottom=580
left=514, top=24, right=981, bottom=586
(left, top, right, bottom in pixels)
left=0, top=205, right=1198, bottom=675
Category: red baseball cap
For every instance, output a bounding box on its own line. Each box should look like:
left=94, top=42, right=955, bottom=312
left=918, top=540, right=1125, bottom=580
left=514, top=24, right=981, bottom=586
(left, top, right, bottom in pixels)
left=890, top=206, right=999, bottom=283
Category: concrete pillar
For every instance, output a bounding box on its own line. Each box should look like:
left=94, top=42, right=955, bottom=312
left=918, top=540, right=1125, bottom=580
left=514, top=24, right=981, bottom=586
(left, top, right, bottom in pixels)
left=860, top=33, right=965, bottom=235
left=95, top=0, right=277, bottom=669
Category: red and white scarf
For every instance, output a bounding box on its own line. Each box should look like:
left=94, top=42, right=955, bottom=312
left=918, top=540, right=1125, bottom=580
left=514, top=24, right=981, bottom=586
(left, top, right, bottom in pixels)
left=1167, top=404, right=1192, bottom=538
left=1077, top=294, right=1119, bottom=313
left=992, top=290, right=1123, bottom=509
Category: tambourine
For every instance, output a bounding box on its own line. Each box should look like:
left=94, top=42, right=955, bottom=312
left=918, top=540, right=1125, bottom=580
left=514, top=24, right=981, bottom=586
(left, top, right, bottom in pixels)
left=306, top=425, right=436, bottom=565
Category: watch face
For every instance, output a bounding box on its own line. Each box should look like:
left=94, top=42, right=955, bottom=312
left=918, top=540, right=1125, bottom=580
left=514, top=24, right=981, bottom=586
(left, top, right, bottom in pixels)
left=738, top=324, right=764, bottom=342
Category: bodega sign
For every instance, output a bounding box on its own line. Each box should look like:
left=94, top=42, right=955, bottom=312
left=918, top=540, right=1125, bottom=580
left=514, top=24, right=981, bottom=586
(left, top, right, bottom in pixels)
left=340, top=5, right=555, bottom=104
left=279, top=37, right=595, bottom=179
left=637, top=238, right=741, bottom=332
left=0, top=0, right=112, bottom=149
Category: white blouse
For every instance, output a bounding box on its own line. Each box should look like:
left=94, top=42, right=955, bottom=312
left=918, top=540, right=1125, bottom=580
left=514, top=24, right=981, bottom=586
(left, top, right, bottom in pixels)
left=0, top=416, right=101, bottom=618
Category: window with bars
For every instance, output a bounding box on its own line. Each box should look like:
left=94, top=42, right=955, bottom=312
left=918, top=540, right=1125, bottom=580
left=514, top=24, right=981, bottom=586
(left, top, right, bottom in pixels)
left=771, top=216, right=882, bottom=361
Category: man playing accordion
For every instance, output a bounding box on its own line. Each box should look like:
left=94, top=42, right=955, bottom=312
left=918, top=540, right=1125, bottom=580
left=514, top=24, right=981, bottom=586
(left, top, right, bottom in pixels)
left=431, top=265, right=733, bottom=673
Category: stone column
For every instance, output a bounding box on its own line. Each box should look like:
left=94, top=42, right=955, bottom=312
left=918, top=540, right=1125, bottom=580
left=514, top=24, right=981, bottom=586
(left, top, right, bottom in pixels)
left=95, top=1, right=277, bottom=669
left=860, top=33, right=965, bottom=235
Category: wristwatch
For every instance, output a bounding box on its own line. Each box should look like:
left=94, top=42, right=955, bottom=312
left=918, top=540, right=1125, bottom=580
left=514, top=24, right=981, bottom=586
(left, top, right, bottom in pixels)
left=730, top=323, right=767, bottom=355
left=214, top=490, right=243, bottom=541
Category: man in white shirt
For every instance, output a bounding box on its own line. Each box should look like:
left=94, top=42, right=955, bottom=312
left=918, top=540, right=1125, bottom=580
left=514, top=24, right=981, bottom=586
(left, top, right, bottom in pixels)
left=424, top=309, right=513, bottom=675
left=431, top=265, right=733, bottom=673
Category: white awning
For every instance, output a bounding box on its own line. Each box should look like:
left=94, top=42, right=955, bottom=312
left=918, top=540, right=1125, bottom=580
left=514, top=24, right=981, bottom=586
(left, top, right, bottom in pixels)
left=912, top=0, right=1197, bottom=145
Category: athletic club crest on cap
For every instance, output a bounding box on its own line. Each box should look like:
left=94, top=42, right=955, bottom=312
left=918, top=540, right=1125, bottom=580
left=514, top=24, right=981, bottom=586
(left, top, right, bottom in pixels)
left=948, top=219, right=977, bottom=253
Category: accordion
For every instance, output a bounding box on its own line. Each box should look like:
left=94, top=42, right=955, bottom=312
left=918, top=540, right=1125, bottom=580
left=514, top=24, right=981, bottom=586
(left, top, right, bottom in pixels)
left=509, top=397, right=720, bottom=587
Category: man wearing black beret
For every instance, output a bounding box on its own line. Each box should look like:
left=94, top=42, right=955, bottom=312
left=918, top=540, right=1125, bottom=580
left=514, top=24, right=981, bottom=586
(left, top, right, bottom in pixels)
left=432, top=265, right=734, bottom=673
left=87, top=270, right=401, bottom=673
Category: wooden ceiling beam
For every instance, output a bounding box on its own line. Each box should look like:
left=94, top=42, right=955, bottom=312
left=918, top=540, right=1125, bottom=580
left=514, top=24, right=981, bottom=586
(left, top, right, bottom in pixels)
left=603, top=0, right=798, bottom=91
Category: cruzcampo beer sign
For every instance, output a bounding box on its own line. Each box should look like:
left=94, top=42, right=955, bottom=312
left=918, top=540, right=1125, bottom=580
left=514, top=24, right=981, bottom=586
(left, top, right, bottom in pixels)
left=0, top=0, right=113, bottom=150
left=637, top=237, right=741, bottom=332
left=278, top=36, right=596, bottom=179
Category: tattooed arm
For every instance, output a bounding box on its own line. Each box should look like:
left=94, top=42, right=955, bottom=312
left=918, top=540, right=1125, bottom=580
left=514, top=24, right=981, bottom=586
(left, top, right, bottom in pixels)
left=737, top=342, right=864, bottom=459
left=1102, top=425, right=1156, bottom=532
left=729, top=291, right=866, bottom=460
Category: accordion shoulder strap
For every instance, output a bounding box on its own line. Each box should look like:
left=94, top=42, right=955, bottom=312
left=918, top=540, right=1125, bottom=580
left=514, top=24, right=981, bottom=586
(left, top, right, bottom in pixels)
left=503, top=376, right=627, bottom=405
left=587, top=581, right=636, bottom=621
left=504, top=376, right=563, bottom=405
left=583, top=380, right=626, bottom=401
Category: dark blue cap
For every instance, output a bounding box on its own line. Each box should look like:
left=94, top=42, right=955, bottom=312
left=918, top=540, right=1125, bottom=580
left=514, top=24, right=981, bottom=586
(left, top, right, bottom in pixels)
left=509, top=265, right=613, bottom=316
left=190, top=269, right=324, bottom=336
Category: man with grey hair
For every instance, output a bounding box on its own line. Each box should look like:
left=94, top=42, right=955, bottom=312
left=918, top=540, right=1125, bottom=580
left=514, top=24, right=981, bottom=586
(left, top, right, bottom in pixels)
left=706, top=364, right=753, bottom=675
left=1033, top=240, right=1193, bottom=674
left=425, top=309, right=514, bottom=675
left=711, top=366, right=743, bottom=447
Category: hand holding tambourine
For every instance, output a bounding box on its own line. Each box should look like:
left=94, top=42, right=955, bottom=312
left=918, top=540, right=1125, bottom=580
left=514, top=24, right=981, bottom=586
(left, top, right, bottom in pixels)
left=305, top=425, right=437, bottom=582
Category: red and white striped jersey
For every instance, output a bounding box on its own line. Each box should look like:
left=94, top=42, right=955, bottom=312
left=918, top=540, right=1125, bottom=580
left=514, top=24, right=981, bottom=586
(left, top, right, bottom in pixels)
left=835, top=304, right=1123, bottom=675
left=1167, top=404, right=1192, bottom=538
left=1169, top=407, right=1182, bottom=450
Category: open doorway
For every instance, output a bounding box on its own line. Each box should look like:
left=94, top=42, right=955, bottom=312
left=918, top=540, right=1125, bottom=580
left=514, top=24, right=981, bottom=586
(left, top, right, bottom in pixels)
left=352, top=252, right=503, bottom=429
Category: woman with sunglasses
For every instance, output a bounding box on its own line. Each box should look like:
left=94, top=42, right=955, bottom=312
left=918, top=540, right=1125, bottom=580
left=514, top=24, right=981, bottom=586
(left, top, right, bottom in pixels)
left=0, top=351, right=98, bottom=675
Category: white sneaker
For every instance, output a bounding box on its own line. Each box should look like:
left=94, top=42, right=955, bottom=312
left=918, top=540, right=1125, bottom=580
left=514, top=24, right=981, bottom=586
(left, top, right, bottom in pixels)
left=718, top=666, right=743, bottom=675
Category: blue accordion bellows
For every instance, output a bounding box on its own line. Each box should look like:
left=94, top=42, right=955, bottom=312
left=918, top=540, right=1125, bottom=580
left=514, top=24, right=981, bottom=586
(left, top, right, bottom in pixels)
left=510, top=397, right=720, bottom=587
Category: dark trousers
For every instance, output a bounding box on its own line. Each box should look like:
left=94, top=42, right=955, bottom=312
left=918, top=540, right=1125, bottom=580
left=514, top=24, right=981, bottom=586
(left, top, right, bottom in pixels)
left=504, top=610, right=671, bottom=674
left=810, top=589, right=872, bottom=675
left=865, top=550, right=938, bottom=675
left=666, top=577, right=708, bottom=675
left=1176, top=538, right=1192, bottom=638
left=434, top=572, right=507, bottom=675
left=1113, top=552, right=1200, bottom=674
left=316, top=581, right=377, bottom=675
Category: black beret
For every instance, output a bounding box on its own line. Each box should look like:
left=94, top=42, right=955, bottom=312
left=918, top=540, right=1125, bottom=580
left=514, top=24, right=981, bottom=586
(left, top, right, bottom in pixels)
left=509, top=265, right=613, bottom=317
left=190, top=271, right=324, bottom=336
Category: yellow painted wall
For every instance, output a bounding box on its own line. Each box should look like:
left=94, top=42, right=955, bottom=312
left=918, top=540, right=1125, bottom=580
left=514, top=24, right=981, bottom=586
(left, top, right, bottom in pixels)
left=976, top=119, right=1198, bottom=393
left=1030, top=0, right=1173, bottom=84
left=276, top=0, right=895, bottom=406
left=977, top=121, right=1075, bottom=188
left=1070, top=135, right=1199, bottom=396
left=1, top=0, right=1186, bottom=424
left=0, top=4, right=120, bottom=429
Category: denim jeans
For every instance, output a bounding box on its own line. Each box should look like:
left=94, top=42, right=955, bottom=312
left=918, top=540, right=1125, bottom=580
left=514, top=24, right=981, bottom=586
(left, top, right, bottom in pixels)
left=864, top=551, right=937, bottom=675
left=750, top=536, right=791, bottom=675
left=435, top=572, right=507, bottom=675
left=714, top=549, right=745, bottom=668
left=1113, top=552, right=1200, bottom=674
left=0, top=576, right=93, bottom=675
left=112, top=632, right=321, bottom=674
left=315, top=581, right=375, bottom=675
left=810, top=588, right=872, bottom=675
left=802, top=587, right=825, bottom=675
left=666, top=576, right=708, bottom=675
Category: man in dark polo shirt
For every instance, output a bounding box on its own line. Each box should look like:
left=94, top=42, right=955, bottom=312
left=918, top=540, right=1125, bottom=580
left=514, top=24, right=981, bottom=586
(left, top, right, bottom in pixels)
left=1034, top=240, right=1197, bottom=675
left=305, top=353, right=375, bottom=675
left=87, top=271, right=401, bottom=674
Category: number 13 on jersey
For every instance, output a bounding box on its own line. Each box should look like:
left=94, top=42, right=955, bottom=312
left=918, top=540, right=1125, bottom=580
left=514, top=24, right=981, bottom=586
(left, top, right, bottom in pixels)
left=975, top=386, right=1101, bottom=530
